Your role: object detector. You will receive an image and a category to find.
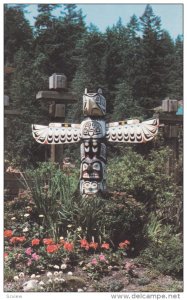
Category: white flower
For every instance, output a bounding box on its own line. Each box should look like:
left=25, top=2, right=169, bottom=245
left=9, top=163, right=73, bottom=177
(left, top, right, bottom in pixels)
left=77, top=288, right=84, bottom=292
left=47, top=279, right=52, bottom=284
left=67, top=224, right=72, bottom=228
left=108, top=265, right=113, bottom=271
left=61, top=263, right=67, bottom=270
left=19, top=272, right=25, bottom=278
left=59, top=278, right=65, bottom=283
left=67, top=272, right=73, bottom=276
left=30, top=274, right=36, bottom=278
left=23, top=227, right=29, bottom=232
left=77, top=226, right=82, bottom=232
left=14, top=276, right=19, bottom=281
left=39, top=281, right=45, bottom=286
left=54, top=271, right=59, bottom=277
left=11, top=217, right=16, bottom=220
left=58, top=271, right=63, bottom=276
left=39, top=214, right=44, bottom=218
left=23, top=280, right=38, bottom=292
left=54, top=277, right=59, bottom=283
left=24, top=214, right=30, bottom=218
left=47, top=272, right=53, bottom=278
left=59, top=236, right=64, bottom=240
left=39, top=286, right=44, bottom=291
left=36, top=275, right=41, bottom=278
left=53, top=265, right=60, bottom=269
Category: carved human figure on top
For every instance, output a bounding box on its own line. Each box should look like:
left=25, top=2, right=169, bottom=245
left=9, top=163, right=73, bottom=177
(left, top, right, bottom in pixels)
left=32, top=88, right=159, bottom=195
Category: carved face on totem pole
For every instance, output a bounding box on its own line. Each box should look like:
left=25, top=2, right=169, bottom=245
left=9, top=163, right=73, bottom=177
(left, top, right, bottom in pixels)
left=32, top=88, right=159, bottom=195
left=80, top=88, right=107, bottom=194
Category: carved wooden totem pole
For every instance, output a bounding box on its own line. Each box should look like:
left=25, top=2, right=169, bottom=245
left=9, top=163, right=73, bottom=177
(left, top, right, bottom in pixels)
left=32, top=89, right=159, bottom=195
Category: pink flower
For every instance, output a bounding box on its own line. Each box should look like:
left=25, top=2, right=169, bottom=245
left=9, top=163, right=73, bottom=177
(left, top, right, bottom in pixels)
left=32, top=253, right=40, bottom=261
left=25, top=247, right=32, bottom=256
left=91, top=258, right=98, bottom=265
left=99, top=254, right=106, bottom=261
left=27, top=258, right=32, bottom=266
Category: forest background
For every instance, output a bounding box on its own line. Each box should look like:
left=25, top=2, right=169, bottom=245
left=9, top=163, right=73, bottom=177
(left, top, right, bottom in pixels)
left=3, top=3, right=183, bottom=281
left=4, top=3, right=183, bottom=167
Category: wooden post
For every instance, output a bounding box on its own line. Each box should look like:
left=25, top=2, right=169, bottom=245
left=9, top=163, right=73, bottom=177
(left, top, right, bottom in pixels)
left=159, top=99, right=183, bottom=181
left=36, top=73, right=78, bottom=164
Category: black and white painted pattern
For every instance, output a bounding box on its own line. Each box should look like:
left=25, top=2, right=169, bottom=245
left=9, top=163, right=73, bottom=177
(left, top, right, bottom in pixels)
left=106, top=118, right=159, bottom=143
left=32, top=123, right=81, bottom=144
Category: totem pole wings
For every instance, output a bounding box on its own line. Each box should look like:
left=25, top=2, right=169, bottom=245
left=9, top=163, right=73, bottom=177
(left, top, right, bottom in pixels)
left=32, top=123, right=81, bottom=144
left=106, top=118, right=159, bottom=143
left=32, top=118, right=159, bottom=145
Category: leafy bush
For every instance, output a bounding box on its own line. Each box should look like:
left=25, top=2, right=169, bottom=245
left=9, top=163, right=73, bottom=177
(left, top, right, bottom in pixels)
left=139, top=214, right=183, bottom=276
left=22, top=162, right=79, bottom=241
left=107, top=147, right=183, bottom=229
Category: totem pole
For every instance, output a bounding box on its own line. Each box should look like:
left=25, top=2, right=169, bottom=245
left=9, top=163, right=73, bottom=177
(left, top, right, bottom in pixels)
left=32, top=89, right=159, bottom=195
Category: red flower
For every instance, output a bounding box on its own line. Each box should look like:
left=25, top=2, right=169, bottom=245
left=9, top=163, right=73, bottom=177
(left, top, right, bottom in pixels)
left=89, top=242, right=98, bottom=250
left=101, top=243, right=110, bottom=250
left=46, top=244, right=59, bottom=253
left=4, top=230, right=13, bottom=238
left=119, top=240, right=130, bottom=249
left=4, top=253, right=8, bottom=258
left=43, top=238, right=54, bottom=245
left=80, top=239, right=89, bottom=250
left=64, top=242, right=74, bottom=252
left=16, top=236, right=26, bottom=243
left=10, top=236, right=26, bottom=244
left=32, top=238, right=40, bottom=246
left=9, top=237, right=17, bottom=244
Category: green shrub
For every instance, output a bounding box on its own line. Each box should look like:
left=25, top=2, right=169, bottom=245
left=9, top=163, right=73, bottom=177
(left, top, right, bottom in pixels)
left=22, top=162, right=79, bottom=241
left=139, top=215, right=183, bottom=276
left=107, top=147, right=182, bottom=230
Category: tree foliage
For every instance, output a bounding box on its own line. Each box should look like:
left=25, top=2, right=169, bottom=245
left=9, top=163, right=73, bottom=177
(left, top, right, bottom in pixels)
left=4, top=4, right=183, bottom=167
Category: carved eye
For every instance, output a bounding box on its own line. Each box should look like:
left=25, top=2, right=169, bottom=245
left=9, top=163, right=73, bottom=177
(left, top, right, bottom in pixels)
left=92, top=183, right=97, bottom=188
left=93, top=163, right=100, bottom=171
left=96, top=96, right=100, bottom=103
left=85, top=182, right=90, bottom=188
left=83, top=163, right=88, bottom=171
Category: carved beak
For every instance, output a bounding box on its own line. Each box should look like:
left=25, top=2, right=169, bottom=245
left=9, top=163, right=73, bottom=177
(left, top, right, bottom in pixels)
left=84, top=99, right=104, bottom=116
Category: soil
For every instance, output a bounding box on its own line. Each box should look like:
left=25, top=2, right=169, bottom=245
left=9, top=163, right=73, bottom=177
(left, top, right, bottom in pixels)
left=4, top=258, right=183, bottom=293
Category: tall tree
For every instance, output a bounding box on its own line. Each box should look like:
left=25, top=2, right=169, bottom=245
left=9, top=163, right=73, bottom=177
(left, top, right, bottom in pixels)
left=136, top=4, right=164, bottom=108
left=167, top=35, right=183, bottom=99
left=34, top=4, right=86, bottom=78
left=4, top=4, right=33, bottom=65
left=34, top=4, right=58, bottom=30
left=6, top=49, right=49, bottom=168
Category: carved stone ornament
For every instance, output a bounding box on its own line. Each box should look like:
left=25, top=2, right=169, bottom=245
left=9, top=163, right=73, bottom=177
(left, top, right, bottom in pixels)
left=32, top=88, right=159, bottom=195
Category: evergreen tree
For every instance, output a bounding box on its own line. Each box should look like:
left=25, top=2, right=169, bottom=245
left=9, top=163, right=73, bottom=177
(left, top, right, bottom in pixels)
left=113, top=81, right=143, bottom=121
left=126, top=15, right=141, bottom=99
left=157, top=30, right=176, bottom=98
left=34, top=4, right=86, bottom=78
left=6, top=49, right=49, bottom=168
left=34, top=4, right=58, bottom=30
left=4, top=4, right=33, bottom=65
left=167, top=35, right=183, bottom=99
left=137, top=4, right=164, bottom=108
